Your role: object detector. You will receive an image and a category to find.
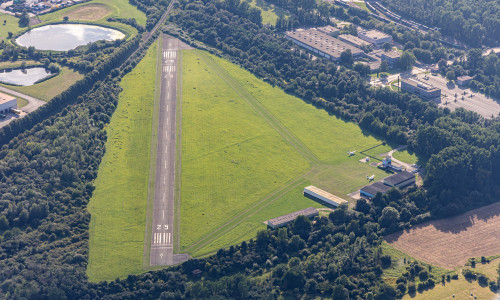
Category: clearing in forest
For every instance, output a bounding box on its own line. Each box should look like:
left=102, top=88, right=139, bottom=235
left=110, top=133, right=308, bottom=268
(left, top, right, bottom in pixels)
left=180, top=50, right=391, bottom=257
left=386, top=201, right=500, bottom=269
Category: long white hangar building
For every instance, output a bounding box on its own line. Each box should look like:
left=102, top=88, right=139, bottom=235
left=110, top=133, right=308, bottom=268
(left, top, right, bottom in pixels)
left=304, top=186, right=347, bottom=207
left=0, top=92, right=17, bottom=114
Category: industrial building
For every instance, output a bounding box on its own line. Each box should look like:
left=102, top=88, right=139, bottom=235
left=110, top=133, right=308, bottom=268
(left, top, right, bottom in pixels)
left=401, top=78, right=441, bottom=100
left=338, top=34, right=370, bottom=48
left=383, top=171, right=415, bottom=188
left=0, top=93, right=17, bottom=114
left=360, top=182, right=391, bottom=198
left=456, top=75, right=473, bottom=86
left=381, top=51, right=401, bottom=67
left=265, top=207, right=319, bottom=229
left=358, top=29, right=392, bottom=46
left=317, top=25, right=340, bottom=37
left=304, top=185, right=348, bottom=207
left=285, top=29, right=364, bottom=62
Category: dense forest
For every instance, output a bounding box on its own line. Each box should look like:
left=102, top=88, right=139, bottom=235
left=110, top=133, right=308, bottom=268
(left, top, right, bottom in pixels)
left=0, top=0, right=498, bottom=298
left=380, top=0, right=500, bottom=47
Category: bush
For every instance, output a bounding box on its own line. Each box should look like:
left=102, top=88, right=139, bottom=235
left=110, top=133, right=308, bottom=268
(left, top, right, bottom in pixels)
left=407, top=283, right=416, bottom=294
left=418, top=270, right=429, bottom=281
left=380, top=255, right=392, bottom=269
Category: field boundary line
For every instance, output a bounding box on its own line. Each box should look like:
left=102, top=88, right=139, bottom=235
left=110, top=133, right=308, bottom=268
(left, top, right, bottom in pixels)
left=173, top=48, right=184, bottom=254
left=142, top=37, right=161, bottom=269
left=196, top=51, right=320, bottom=165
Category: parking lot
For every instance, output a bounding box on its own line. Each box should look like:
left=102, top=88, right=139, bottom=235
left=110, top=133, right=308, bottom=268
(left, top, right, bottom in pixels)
left=416, top=73, right=500, bottom=118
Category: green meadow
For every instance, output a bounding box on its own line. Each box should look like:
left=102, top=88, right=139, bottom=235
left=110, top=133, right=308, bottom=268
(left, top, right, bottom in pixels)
left=86, top=41, right=157, bottom=282
left=181, top=50, right=393, bottom=256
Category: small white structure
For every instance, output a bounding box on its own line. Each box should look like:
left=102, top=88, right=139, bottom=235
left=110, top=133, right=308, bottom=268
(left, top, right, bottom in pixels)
left=304, top=186, right=348, bottom=207
left=0, top=93, right=17, bottom=114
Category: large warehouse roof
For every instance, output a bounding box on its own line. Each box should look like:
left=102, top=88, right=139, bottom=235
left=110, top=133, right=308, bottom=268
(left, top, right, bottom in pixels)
left=0, top=92, right=16, bottom=105
left=304, top=185, right=348, bottom=207
left=384, top=171, right=415, bottom=186
left=361, top=181, right=391, bottom=197
left=286, top=29, right=364, bottom=58
left=266, top=207, right=319, bottom=229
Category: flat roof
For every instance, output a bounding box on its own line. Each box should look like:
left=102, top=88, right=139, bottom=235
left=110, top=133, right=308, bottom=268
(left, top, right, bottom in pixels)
left=384, top=171, right=415, bottom=186
left=359, top=29, right=392, bottom=40
left=266, top=207, right=318, bottom=227
left=381, top=50, right=401, bottom=59
left=0, top=92, right=16, bottom=105
left=457, top=75, right=473, bottom=81
left=286, top=29, right=364, bottom=58
left=402, top=78, right=440, bottom=92
left=338, top=34, right=370, bottom=47
left=361, top=181, right=391, bottom=196
left=317, top=25, right=340, bottom=35
left=304, top=185, right=348, bottom=205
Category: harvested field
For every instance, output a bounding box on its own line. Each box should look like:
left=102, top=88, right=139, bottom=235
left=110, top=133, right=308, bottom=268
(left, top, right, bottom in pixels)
left=386, top=201, right=500, bottom=269
left=64, top=4, right=112, bottom=21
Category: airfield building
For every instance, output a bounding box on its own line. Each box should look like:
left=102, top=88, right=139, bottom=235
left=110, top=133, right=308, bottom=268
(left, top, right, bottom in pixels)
left=358, top=29, right=392, bottom=46
left=0, top=93, right=17, bottom=114
left=360, top=182, right=391, bottom=198
left=401, top=78, right=441, bottom=100
left=265, top=207, right=319, bottom=229
left=285, top=29, right=364, bottom=62
left=304, top=185, right=348, bottom=207
left=383, top=171, right=415, bottom=188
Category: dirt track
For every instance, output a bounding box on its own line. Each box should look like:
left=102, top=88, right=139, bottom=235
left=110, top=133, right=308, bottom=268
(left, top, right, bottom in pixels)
left=386, top=202, right=500, bottom=269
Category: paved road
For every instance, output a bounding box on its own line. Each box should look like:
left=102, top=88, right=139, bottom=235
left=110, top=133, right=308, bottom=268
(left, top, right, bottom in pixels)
left=149, top=35, right=188, bottom=266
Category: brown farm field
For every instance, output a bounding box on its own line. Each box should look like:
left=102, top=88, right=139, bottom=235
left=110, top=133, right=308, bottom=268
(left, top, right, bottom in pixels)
left=386, top=202, right=500, bottom=269
left=64, top=3, right=112, bottom=21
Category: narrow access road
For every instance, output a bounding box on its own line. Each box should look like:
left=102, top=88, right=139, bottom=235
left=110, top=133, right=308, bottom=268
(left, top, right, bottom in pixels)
left=149, top=35, right=188, bottom=266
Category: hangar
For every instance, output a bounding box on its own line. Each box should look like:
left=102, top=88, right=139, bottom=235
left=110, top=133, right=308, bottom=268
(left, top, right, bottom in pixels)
left=265, top=207, right=319, bottom=229
left=304, top=185, right=348, bottom=207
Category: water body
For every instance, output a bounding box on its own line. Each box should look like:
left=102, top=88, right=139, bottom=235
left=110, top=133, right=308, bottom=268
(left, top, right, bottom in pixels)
left=0, top=67, right=52, bottom=86
left=16, top=24, right=125, bottom=51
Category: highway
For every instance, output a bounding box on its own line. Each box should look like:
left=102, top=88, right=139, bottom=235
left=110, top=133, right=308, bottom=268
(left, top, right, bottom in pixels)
left=149, top=35, right=188, bottom=266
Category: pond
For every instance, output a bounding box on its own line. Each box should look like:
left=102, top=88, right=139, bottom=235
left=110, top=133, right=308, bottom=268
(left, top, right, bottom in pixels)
left=16, top=24, right=125, bottom=51
left=0, top=67, right=53, bottom=86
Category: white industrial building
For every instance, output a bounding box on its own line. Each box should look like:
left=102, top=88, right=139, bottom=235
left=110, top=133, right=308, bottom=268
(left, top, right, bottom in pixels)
left=304, top=186, right=348, bottom=207
left=0, top=93, right=17, bottom=114
left=358, top=29, right=392, bottom=46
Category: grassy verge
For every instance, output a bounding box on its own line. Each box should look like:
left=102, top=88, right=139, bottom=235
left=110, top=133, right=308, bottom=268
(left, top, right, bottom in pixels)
left=247, top=0, right=289, bottom=25
left=0, top=66, right=83, bottom=101
left=353, top=1, right=369, bottom=12
left=392, top=149, right=419, bottom=165
left=87, top=41, right=157, bottom=282
left=0, top=13, right=21, bottom=41
left=181, top=50, right=395, bottom=256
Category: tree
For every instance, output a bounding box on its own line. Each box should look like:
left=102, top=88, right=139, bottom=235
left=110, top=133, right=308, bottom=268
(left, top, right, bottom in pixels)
left=63, top=16, right=69, bottom=21
left=340, top=49, right=353, bottom=65
left=382, top=42, right=392, bottom=51
left=353, top=62, right=370, bottom=76
left=446, top=70, right=455, bottom=81
left=7, top=32, right=12, bottom=39
left=293, top=215, right=312, bottom=239
left=332, top=284, right=349, bottom=300
left=378, top=206, right=399, bottom=228
left=19, top=9, right=30, bottom=27
left=400, top=50, right=416, bottom=70
left=380, top=60, right=389, bottom=73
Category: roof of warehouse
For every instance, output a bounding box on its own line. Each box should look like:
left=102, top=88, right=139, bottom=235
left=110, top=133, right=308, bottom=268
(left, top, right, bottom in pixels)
left=361, top=181, right=391, bottom=196
left=0, top=92, right=16, bottom=105
left=266, top=207, right=319, bottom=226
left=304, top=185, right=348, bottom=204
left=384, top=171, right=415, bottom=186
left=286, top=29, right=364, bottom=58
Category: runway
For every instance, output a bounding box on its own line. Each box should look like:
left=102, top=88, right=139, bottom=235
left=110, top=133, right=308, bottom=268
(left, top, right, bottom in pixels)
left=149, top=35, right=188, bottom=266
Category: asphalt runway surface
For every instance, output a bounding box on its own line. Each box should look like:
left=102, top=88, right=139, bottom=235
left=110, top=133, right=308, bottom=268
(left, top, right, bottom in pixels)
left=149, top=35, right=189, bottom=266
